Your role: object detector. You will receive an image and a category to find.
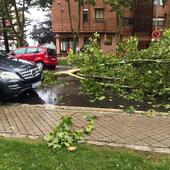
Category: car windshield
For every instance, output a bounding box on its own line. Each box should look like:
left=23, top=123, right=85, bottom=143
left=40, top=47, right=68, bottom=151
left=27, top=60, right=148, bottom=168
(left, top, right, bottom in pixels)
left=0, top=52, right=14, bottom=65
left=0, top=50, right=6, bottom=55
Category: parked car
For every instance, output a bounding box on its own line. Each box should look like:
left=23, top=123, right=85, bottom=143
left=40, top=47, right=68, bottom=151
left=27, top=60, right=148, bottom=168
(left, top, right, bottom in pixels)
left=8, top=46, right=58, bottom=69
left=0, top=52, right=42, bottom=100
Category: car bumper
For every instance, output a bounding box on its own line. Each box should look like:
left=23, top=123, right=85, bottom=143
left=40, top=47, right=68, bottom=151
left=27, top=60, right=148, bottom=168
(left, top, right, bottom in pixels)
left=0, top=75, right=42, bottom=99
left=43, top=58, right=58, bottom=66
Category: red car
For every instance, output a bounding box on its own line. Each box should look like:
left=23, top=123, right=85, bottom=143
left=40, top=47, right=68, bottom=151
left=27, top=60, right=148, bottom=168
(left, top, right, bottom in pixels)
left=8, top=46, right=58, bottom=69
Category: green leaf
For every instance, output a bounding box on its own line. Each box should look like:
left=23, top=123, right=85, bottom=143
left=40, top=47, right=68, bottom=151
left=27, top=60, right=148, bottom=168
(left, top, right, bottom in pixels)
left=44, top=114, right=96, bottom=150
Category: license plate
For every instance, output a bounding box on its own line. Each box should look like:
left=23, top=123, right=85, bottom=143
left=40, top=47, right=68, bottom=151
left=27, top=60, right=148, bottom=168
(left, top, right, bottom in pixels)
left=32, top=81, right=41, bottom=88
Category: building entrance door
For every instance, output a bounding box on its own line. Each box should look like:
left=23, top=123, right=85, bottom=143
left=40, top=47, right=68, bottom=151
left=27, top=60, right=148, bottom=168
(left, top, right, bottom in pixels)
left=61, top=38, right=73, bottom=54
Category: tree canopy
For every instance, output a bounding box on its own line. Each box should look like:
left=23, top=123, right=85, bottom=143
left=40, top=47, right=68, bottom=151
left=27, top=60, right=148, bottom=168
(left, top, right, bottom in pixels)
left=0, top=0, right=33, bottom=47
left=30, top=14, right=55, bottom=44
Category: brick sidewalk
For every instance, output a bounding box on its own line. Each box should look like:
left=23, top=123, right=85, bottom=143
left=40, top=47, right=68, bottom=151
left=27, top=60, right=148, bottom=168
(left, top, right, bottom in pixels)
left=0, top=104, right=170, bottom=153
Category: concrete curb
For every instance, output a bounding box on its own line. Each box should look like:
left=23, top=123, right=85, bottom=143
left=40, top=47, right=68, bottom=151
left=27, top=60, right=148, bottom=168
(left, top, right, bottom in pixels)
left=3, top=104, right=170, bottom=117
left=85, top=140, right=170, bottom=154
left=1, top=133, right=170, bottom=154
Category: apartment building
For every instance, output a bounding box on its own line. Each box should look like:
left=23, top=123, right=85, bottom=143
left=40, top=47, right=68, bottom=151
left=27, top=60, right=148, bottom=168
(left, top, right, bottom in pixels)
left=52, top=0, right=170, bottom=56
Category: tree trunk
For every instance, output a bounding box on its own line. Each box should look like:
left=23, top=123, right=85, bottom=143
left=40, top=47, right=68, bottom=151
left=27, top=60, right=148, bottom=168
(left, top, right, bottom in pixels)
left=2, top=0, right=18, bottom=39
left=13, top=0, right=22, bottom=31
left=73, top=0, right=81, bottom=51
left=2, top=18, right=10, bottom=53
left=67, top=0, right=74, bottom=33
left=116, top=14, right=122, bottom=44
left=77, top=0, right=81, bottom=35
left=2, top=0, right=25, bottom=47
left=20, top=0, right=25, bottom=46
left=67, top=0, right=76, bottom=53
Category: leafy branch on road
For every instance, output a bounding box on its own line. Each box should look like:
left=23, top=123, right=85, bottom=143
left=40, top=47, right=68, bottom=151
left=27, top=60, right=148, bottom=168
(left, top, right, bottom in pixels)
left=44, top=113, right=96, bottom=151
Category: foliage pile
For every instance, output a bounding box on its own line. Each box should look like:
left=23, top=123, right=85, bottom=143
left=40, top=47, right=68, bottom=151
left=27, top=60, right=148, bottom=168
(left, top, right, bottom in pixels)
left=42, top=70, right=58, bottom=86
left=44, top=113, right=96, bottom=150
left=68, top=31, right=170, bottom=102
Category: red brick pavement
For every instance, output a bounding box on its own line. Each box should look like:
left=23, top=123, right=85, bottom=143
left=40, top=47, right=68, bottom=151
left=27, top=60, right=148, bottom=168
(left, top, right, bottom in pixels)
left=0, top=104, right=170, bottom=153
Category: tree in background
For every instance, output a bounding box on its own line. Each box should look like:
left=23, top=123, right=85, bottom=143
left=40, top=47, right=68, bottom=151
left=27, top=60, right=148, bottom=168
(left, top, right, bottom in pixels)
left=39, top=0, right=96, bottom=53
left=27, top=0, right=132, bottom=50
left=30, top=14, right=55, bottom=45
left=104, top=0, right=132, bottom=43
left=0, top=2, right=10, bottom=53
left=0, top=0, right=33, bottom=47
left=61, top=0, right=89, bottom=53
left=30, top=0, right=52, bottom=8
left=67, top=0, right=96, bottom=53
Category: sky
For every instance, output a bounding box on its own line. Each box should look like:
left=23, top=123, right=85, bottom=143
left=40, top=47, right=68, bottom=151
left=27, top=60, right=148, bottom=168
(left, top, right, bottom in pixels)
left=26, top=7, right=50, bottom=45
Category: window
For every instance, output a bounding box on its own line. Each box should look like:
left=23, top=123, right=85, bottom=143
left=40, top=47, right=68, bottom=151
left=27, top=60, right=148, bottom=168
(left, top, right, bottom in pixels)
left=47, top=49, right=56, bottom=56
left=84, top=36, right=101, bottom=46
left=84, top=37, right=90, bottom=45
left=61, top=40, right=69, bottom=53
left=83, top=9, right=88, bottom=23
left=153, top=18, right=164, bottom=26
left=14, top=48, right=26, bottom=54
left=153, top=0, right=163, bottom=5
left=104, top=36, right=112, bottom=45
left=60, top=39, right=73, bottom=53
left=95, top=9, right=104, bottom=21
left=26, top=48, right=38, bottom=54
left=122, top=17, right=133, bottom=26
left=136, top=0, right=151, bottom=4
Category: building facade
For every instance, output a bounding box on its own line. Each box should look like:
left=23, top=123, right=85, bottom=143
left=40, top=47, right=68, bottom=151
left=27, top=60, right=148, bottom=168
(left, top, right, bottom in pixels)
left=52, top=0, right=170, bottom=56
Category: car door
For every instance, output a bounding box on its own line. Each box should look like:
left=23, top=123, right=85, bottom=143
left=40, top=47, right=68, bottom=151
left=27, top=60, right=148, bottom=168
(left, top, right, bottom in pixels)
left=34, top=48, right=43, bottom=61
left=23, top=47, right=38, bottom=62
left=13, top=48, right=27, bottom=59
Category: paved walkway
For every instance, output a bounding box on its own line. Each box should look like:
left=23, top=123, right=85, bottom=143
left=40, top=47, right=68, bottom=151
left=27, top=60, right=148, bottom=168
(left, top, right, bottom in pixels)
left=0, top=104, right=170, bottom=153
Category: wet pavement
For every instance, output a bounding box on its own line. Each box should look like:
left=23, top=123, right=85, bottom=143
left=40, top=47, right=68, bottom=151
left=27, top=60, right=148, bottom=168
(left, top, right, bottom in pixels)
left=5, top=76, right=168, bottom=112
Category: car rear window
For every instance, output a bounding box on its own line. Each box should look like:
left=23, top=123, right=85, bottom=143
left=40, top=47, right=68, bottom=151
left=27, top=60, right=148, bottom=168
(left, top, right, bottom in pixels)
left=15, top=48, right=27, bottom=54
left=26, top=47, right=39, bottom=54
left=47, top=49, right=56, bottom=56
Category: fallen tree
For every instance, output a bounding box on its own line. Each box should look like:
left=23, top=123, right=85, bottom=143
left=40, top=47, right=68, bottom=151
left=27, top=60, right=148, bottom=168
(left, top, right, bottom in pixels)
left=65, top=32, right=169, bottom=103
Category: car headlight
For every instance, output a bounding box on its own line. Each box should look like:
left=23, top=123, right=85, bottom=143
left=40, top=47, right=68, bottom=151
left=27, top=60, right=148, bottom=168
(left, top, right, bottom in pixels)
left=0, top=71, right=21, bottom=80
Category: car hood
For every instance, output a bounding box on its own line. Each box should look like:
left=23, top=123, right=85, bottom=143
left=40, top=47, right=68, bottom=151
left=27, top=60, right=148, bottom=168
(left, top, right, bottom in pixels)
left=0, top=57, right=36, bottom=72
